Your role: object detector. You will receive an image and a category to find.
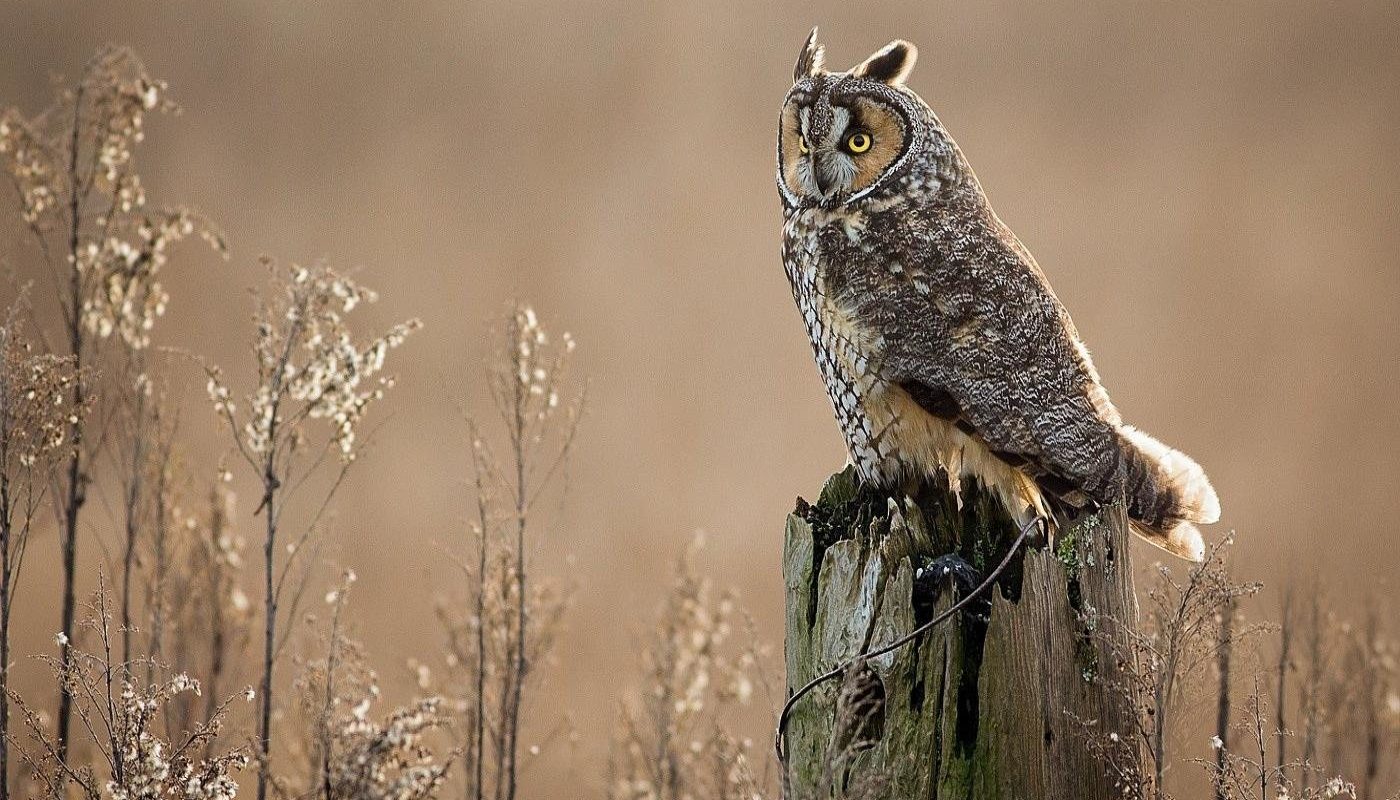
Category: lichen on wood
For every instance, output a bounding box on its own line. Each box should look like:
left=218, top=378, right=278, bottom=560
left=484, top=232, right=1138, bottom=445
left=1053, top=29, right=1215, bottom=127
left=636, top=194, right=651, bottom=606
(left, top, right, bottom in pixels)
left=782, top=466, right=1141, bottom=798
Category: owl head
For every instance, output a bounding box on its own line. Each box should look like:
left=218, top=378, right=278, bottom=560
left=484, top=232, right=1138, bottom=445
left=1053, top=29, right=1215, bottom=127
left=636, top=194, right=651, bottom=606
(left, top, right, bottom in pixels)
left=778, top=28, right=955, bottom=210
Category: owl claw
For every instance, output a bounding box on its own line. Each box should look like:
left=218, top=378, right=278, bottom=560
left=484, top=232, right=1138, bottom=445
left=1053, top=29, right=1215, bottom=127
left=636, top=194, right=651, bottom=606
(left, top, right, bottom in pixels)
left=917, top=553, right=981, bottom=594
left=913, top=553, right=987, bottom=621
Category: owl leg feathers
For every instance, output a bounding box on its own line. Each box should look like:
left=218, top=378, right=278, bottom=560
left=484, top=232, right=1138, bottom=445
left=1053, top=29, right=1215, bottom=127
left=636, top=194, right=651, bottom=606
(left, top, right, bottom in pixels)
left=1116, top=425, right=1221, bottom=561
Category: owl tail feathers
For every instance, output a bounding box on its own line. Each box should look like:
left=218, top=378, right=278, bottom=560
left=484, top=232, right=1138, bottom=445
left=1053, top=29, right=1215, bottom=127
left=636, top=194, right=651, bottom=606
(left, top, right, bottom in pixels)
left=1117, top=425, right=1221, bottom=562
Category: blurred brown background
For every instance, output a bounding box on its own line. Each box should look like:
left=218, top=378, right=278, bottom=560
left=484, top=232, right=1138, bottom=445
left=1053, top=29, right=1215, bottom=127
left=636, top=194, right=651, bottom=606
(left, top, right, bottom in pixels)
left=2, top=0, right=1398, bottom=792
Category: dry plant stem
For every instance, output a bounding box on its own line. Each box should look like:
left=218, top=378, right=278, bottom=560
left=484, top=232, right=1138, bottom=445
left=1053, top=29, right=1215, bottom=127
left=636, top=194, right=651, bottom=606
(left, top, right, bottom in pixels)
left=815, top=667, right=887, bottom=800
left=203, top=483, right=233, bottom=759
left=251, top=292, right=301, bottom=800
left=1195, top=673, right=1364, bottom=800
left=98, top=586, right=126, bottom=784
left=492, top=572, right=513, bottom=800
left=204, top=262, right=418, bottom=800
left=445, top=306, right=579, bottom=800
left=257, top=439, right=281, bottom=800
left=1150, top=542, right=1252, bottom=800
left=146, top=418, right=175, bottom=686
left=469, top=431, right=489, bottom=800
left=33, top=47, right=211, bottom=761
left=0, top=342, right=20, bottom=798
left=1358, top=607, right=1380, bottom=800
left=0, top=309, right=81, bottom=798
left=0, top=341, right=15, bottom=800
left=1151, top=627, right=1173, bottom=797
left=1094, top=533, right=1260, bottom=800
left=504, top=312, right=527, bottom=800
left=1326, top=667, right=1345, bottom=788
left=1216, top=595, right=1235, bottom=800
left=119, top=358, right=147, bottom=667
left=56, top=76, right=90, bottom=767
left=320, top=587, right=344, bottom=800
left=12, top=586, right=250, bottom=800
left=251, top=301, right=302, bottom=800
left=1256, top=679, right=1268, bottom=800
left=1275, top=587, right=1293, bottom=782
left=1300, top=589, right=1323, bottom=795
left=0, top=463, right=11, bottom=800
left=608, top=534, right=767, bottom=800
left=303, top=579, right=452, bottom=800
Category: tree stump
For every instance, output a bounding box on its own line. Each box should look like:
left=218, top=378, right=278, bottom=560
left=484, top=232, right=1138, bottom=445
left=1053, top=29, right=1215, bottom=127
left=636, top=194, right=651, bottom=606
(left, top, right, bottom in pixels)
left=781, top=467, right=1142, bottom=799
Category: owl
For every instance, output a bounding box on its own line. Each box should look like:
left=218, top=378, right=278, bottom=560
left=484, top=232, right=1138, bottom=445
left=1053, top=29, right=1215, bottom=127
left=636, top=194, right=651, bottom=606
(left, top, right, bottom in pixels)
left=777, top=29, right=1220, bottom=560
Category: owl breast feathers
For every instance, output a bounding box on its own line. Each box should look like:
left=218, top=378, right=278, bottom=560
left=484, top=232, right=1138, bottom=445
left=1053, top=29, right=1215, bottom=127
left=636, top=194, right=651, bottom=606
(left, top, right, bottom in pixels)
left=777, top=29, right=1220, bottom=560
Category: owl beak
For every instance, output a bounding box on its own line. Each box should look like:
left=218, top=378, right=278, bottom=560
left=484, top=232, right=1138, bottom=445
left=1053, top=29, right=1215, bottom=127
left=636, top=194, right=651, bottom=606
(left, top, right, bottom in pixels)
left=812, top=157, right=836, bottom=196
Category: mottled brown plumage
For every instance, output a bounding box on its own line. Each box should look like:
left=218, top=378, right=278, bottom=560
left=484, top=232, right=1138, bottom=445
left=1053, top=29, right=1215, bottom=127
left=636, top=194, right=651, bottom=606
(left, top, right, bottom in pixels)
left=777, top=29, right=1219, bottom=559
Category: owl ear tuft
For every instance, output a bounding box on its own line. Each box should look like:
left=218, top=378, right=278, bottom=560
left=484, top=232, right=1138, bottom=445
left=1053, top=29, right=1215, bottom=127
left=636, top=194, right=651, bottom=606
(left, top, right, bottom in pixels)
left=793, top=26, right=825, bottom=83
left=852, top=40, right=918, bottom=86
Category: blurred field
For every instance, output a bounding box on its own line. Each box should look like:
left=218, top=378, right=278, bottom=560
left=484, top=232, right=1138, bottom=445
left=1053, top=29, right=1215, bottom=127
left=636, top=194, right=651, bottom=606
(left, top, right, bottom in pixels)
left=2, top=1, right=1399, bottom=795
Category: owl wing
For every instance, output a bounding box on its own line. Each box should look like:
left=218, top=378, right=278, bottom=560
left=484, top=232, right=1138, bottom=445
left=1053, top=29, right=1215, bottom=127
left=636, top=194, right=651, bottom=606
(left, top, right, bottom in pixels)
left=850, top=206, right=1125, bottom=508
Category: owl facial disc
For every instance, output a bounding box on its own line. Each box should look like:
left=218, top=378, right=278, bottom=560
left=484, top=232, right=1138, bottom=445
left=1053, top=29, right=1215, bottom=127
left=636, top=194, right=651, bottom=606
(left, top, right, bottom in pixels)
left=778, top=32, right=922, bottom=209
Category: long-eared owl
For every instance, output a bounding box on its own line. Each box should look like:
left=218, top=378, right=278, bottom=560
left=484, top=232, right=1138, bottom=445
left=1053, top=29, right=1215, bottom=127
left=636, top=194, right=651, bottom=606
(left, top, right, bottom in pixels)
left=777, top=29, right=1220, bottom=559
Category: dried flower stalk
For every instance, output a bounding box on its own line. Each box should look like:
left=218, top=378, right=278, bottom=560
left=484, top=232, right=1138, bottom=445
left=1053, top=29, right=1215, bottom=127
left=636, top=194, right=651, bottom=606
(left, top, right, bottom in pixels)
left=2, top=46, right=224, bottom=760
left=206, top=259, right=418, bottom=800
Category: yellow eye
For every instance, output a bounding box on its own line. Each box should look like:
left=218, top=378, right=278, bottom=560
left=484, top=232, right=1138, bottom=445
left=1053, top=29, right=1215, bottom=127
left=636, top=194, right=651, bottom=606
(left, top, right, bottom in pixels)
left=797, top=135, right=809, bottom=154
left=846, top=132, right=872, bottom=153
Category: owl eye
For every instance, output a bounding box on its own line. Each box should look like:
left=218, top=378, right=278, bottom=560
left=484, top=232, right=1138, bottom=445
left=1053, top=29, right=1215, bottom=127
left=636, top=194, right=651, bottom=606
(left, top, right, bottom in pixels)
left=845, top=132, right=872, bottom=153
left=797, top=135, right=810, bottom=155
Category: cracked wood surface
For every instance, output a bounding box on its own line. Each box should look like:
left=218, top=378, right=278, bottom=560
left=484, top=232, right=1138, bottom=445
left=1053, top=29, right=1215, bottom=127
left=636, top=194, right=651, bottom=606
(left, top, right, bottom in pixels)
left=782, top=468, right=1142, bottom=799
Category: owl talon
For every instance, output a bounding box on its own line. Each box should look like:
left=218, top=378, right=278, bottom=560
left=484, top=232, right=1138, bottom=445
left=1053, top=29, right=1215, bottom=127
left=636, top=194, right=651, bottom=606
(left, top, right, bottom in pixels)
left=912, top=553, right=988, bottom=621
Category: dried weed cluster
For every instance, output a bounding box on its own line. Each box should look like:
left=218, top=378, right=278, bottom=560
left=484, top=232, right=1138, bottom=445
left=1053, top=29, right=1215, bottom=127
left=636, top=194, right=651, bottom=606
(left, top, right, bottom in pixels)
left=0, top=45, right=224, bottom=353
left=607, top=534, right=769, bottom=800
left=10, top=592, right=249, bottom=800
left=1078, top=535, right=1399, bottom=799
left=0, top=48, right=463, bottom=800
left=203, top=258, right=421, bottom=800
left=291, top=574, right=452, bottom=800
left=206, top=259, right=420, bottom=463
left=430, top=304, right=581, bottom=800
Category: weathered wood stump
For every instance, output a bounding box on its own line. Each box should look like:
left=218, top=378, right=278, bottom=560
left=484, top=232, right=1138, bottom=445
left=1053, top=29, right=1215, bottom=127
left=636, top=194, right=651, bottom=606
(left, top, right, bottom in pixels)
left=781, top=467, right=1141, bottom=799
